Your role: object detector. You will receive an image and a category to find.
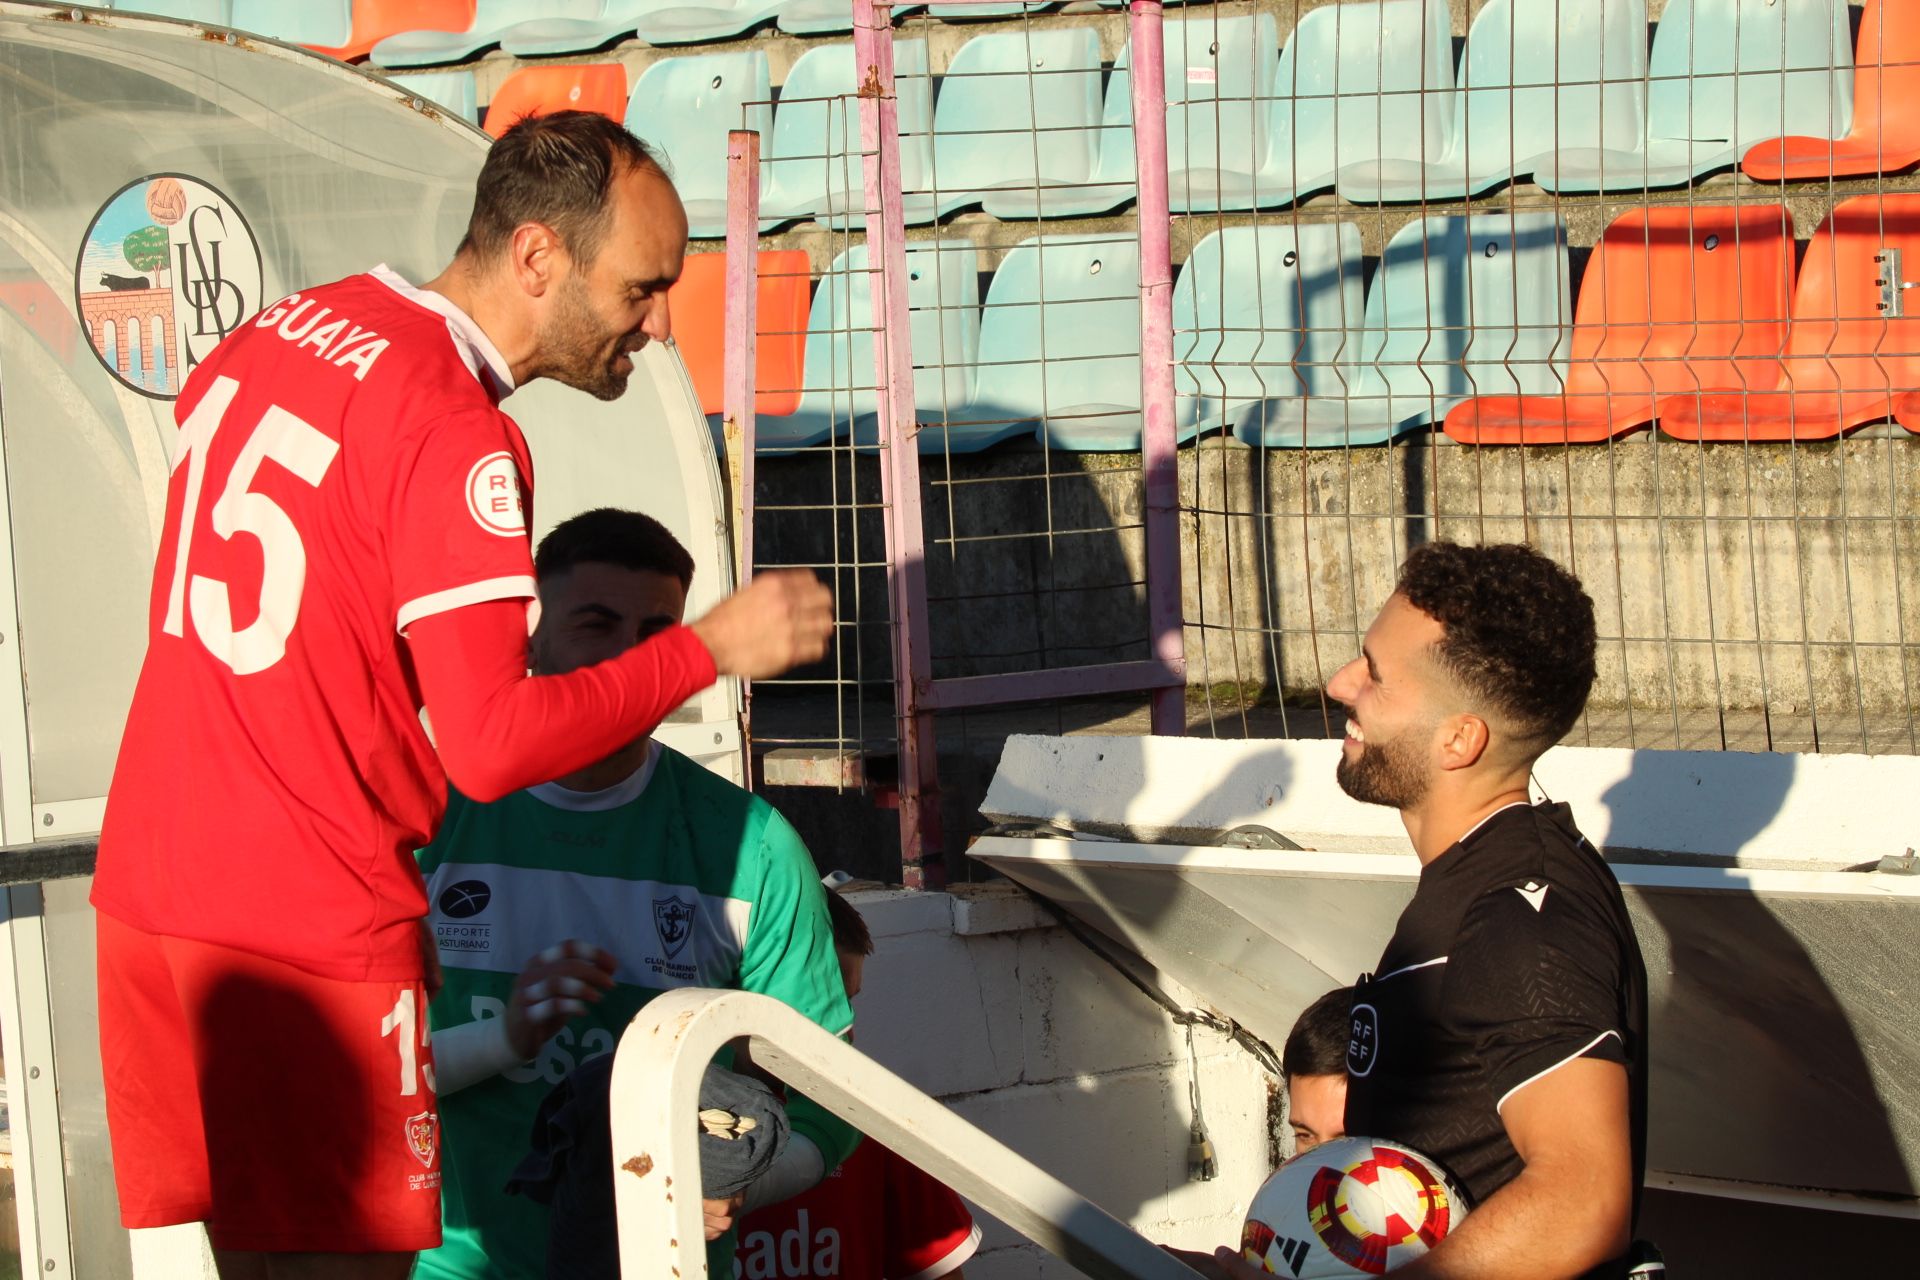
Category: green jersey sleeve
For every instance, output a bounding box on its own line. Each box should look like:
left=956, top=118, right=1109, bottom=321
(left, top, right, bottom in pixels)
left=738, top=802, right=860, bottom=1170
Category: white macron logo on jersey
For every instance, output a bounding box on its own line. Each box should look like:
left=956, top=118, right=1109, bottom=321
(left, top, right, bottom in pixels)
left=465, top=451, right=525, bottom=537
left=1515, top=881, right=1550, bottom=912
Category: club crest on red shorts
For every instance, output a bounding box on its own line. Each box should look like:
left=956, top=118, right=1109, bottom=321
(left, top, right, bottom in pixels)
left=405, top=1110, right=438, bottom=1169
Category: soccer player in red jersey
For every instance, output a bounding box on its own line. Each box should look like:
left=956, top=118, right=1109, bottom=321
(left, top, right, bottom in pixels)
left=90, top=112, right=831, bottom=1279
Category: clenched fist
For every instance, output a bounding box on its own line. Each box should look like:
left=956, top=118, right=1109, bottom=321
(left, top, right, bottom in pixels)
left=690, top=569, right=834, bottom=680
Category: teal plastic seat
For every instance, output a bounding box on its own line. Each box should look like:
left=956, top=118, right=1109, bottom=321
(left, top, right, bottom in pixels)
left=389, top=70, right=480, bottom=126
left=371, top=0, right=601, bottom=67
left=984, top=12, right=1277, bottom=220
left=230, top=0, right=351, bottom=45
left=1204, top=0, right=1452, bottom=211
left=929, top=28, right=1105, bottom=218
left=634, top=0, right=786, bottom=45
left=944, top=234, right=1143, bottom=452
left=626, top=50, right=772, bottom=239
left=758, top=241, right=983, bottom=455
left=107, top=1, right=232, bottom=21
left=498, top=0, right=656, bottom=56
left=1338, top=0, right=1648, bottom=203
left=1175, top=224, right=1366, bottom=438
left=1539, top=0, right=1854, bottom=193
left=1235, top=212, right=1571, bottom=447
left=776, top=1, right=925, bottom=35
left=761, top=40, right=937, bottom=229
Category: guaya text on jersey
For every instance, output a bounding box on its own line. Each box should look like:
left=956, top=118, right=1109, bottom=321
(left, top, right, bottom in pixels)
left=253, top=293, right=389, bottom=380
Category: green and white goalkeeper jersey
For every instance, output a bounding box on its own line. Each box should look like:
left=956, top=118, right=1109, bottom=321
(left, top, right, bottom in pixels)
left=412, top=744, right=854, bottom=1280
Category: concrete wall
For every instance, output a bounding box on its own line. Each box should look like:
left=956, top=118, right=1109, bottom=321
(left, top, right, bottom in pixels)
left=845, top=883, right=1279, bottom=1277
left=757, top=433, right=1920, bottom=720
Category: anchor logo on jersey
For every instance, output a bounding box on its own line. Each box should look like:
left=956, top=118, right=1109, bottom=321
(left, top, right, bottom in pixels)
left=653, top=895, right=697, bottom=961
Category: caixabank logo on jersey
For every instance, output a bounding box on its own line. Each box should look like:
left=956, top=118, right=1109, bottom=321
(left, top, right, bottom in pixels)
left=75, top=174, right=263, bottom=399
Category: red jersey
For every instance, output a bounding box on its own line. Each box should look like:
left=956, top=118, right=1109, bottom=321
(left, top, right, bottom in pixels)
left=734, top=1142, right=980, bottom=1280
left=94, top=267, right=543, bottom=981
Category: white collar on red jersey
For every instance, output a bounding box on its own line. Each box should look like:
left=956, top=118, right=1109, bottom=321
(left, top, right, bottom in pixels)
left=527, top=741, right=660, bottom=812
left=369, top=264, right=515, bottom=400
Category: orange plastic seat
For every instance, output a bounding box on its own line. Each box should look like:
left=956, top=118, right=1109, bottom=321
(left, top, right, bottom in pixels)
left=668, top=250, right=809, bottom=419
left=1445, top=205, right=1795, bottom=445
left=306, top=0, right=474, bottom=63
left=1659, top=195, right=1920, bottom=441
left=482, top=63, right=627, bottom=140
left=1742, top=0, right=1920, bottom=181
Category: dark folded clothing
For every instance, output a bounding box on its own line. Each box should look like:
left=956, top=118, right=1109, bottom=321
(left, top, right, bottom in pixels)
left=507, top=1055, right=788, bottom=1278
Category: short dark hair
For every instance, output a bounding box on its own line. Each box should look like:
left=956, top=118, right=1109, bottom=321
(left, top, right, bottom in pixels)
left=534, top=507, right=696, bottom=589
left=1396, top=541, right=1596, bottom=751
left=824, top=889, right=873, bottom=958
left=1284, top=987, right=1353, bottom=1081
left=459, top=111, right=664, bottom=264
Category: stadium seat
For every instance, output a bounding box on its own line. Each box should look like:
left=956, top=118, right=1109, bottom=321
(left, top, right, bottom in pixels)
left=930, top=28, right=1105, bottom=219
left=302, top=0, right=475, bottom=62
left=1658, top=196, right=1920, bottom=441
left=931, top=2, right=1052, bottom=16
left=370, top=0, right=599, bottom=68
left=759, top=241, right=987, bottom=454
left=1175, top=224, right=1366, bottom=439
left=949, top=234, right=1143, bottom=452
left=1337, top=0, right=1647, bottom=204
left=1542, top=0, right=1853, bottom=193
left=1161, top=11, right=1281, bottom=215
left=633, top=0, right=787, bottom=46
left=481, top=63, right=626, bottom=139
left=760, top=39, right=938, bottom=229
left=389, top=70, right=480, bottom=126
left=1205, top=0, right=1453, bottom=211
left=499, top=0, right=653, bottom=56
left=776, top=1, right=925, bottom=35
left=853, top=242, right=995, bottom=454
left=627, top=50, right=772, bottom=240
left=1236, top=212, right=1570, bottom=448
left=668, top=250, right=810, bottom=418
left=1445, top=205, right=1796, bottom=445
left=1742, top=0, right=1920, bottom=180
left=228, top=2, right=352, bottom=48
left=107, top=1, right=232, bottom=22
left=984, top=12, right=1278, bottom=220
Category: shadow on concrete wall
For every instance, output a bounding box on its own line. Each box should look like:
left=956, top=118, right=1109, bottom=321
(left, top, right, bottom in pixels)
left=1598, top=750, right=1916, bottom=1273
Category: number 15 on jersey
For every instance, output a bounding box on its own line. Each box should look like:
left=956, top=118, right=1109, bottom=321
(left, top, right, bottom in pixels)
left=160, top=374, right=340, bottom=676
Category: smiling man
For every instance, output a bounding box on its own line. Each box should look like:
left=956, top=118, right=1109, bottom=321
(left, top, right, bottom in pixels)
left=413, top=507, right=856, bottom=1280
left=93, top=111, right=833, bottom=1279
left=1208, top=543, right=1649, bottom=1280
left=1330, top=542, right=1646, bottom=1279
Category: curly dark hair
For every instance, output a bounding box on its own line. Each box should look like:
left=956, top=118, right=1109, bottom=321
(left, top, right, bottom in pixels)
left=1396, top=541, right=1596, bottom=751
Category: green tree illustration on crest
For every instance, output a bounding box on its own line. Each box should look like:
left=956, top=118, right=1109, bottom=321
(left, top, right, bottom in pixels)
left=122, top=224, right=169, bottom=288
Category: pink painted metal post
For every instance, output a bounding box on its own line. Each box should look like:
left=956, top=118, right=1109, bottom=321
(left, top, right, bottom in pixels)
left=853, top=0, right=945, bottom=888
left=724, top=129, right=762, bottom=786
left=1128, top=0, right=1187, bottom=737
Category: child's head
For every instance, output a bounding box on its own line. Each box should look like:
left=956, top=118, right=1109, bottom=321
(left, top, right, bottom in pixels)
left=823, top=887, right=874, bottom=999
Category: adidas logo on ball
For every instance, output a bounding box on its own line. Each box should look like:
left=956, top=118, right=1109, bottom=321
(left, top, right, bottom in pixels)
left=1242, top=1136, right=1467, bottom=1278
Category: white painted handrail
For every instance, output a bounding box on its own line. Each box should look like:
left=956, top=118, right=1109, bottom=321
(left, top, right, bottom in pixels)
left=611, top=988, right=1205, bottom=1280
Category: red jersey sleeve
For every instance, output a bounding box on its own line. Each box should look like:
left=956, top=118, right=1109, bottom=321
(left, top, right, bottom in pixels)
left=386, top=407, right=537, bottom=633
left=408, top=598, right=717, bottom=803
left=882, top=1148, right=980, bottom=1280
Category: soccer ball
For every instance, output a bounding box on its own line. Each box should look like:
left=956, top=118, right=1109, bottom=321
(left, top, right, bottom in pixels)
left=1240, top=1136, right=1467, bottom=1277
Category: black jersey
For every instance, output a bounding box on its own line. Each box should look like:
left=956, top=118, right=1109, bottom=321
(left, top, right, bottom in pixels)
left=1344, top=800, right=1648, bottom=1225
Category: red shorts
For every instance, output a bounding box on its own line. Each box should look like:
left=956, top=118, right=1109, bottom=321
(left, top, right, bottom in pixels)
left=97, top=910, right=443, bottom=1253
